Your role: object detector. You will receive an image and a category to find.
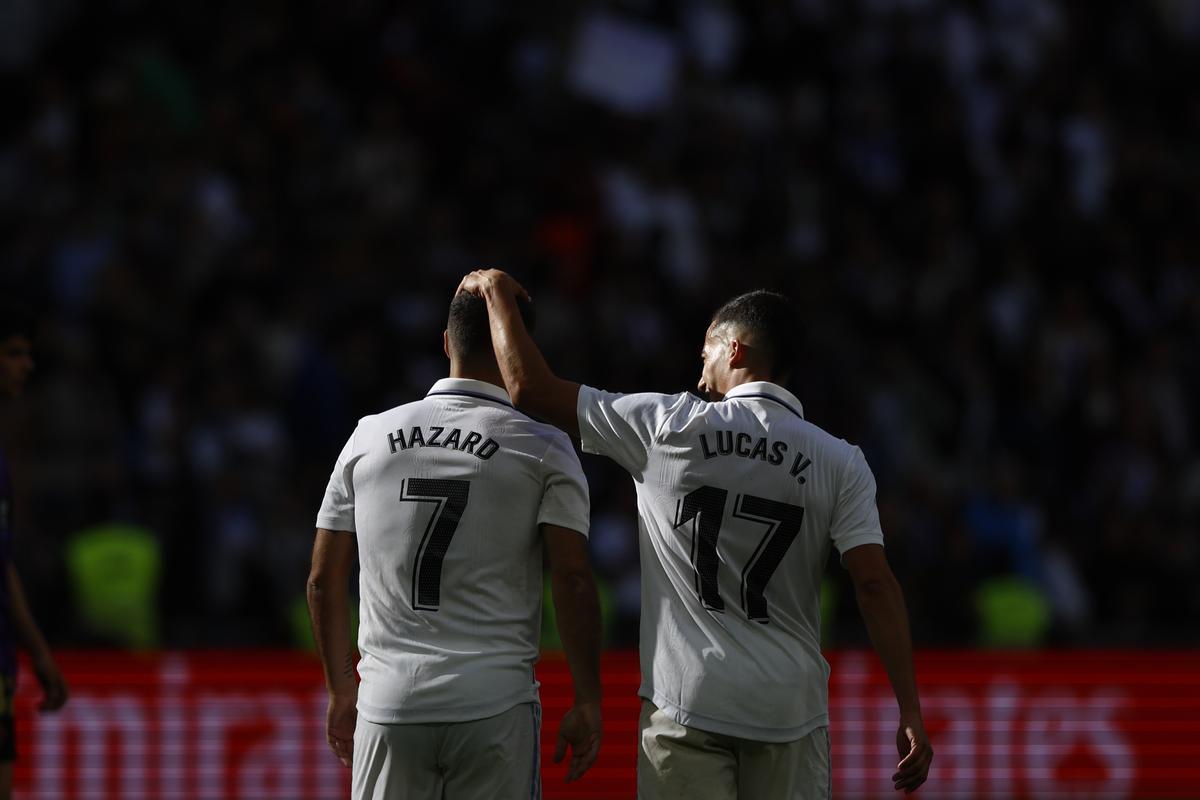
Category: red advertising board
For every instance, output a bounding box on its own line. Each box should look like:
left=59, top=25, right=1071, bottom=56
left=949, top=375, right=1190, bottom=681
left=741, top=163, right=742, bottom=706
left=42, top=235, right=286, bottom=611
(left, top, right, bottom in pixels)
left=11, top=650, right=1200, bottom=798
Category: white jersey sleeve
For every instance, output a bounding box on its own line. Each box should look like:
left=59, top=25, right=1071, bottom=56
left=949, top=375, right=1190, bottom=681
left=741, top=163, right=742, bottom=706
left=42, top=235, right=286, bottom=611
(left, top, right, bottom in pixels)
left=537, top=434, right=591, bottom=535
left=576, top=386, right=692, bottom=476
left=316, top=428, right=359, bottom=532
left=829, top=446, right=885, bottom=557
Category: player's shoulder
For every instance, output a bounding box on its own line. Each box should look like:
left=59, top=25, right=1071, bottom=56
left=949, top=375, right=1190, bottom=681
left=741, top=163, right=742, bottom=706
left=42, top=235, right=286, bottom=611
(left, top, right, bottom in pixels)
left=792, top=418, right=871, bottom=478
left=352, top=406, right=399, bottom=432
left=506, top=412, right=576, bottom=453
left=794, top=416, right=859, bottom=452
left=583, top=384, right=697, bottom=409
left=363, top=393, right=449, bottom=423
left=347, top=398, right=430, bottom=443
left=656, top=390, right=703, bottom=412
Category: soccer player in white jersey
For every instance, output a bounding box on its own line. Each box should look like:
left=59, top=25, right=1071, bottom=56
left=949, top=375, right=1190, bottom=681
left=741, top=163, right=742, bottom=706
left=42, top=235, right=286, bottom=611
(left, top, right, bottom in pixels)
left=458, top=270, right=933, bottom=798
left=307, top=291, right=604, bottom=800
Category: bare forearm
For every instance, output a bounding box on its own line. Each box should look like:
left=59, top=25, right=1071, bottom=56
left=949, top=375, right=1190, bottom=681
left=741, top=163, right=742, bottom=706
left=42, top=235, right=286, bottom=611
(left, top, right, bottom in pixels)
left=551, top=571, right=603, bottom=704
left=482, top=284, right=553, bottom=396
left=6, top=564, right=53, bottom=662
left=480, top=282, right=580, bottom=432
left=307, top=578, right=356, bottom=696
left=855, top=575, right=922, bottom=715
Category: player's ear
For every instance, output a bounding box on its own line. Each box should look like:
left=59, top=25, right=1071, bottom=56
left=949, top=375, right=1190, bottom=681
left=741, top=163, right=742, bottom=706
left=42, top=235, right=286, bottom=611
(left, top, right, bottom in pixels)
left=443, top=330, right=451, bottom=360
left=727, top=337, right=745, bottom=369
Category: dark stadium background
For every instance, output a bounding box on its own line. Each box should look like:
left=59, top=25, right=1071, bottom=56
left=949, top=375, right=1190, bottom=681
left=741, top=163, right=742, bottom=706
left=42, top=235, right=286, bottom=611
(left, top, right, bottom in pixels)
left=0, top=1, right=1197, bottom=798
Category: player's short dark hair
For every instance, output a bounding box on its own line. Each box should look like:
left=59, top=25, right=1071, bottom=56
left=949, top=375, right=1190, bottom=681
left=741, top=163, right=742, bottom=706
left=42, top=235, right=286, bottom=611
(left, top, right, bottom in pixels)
left=710, top=290, right=797, bottom=380
left=0, top=302, right=35, bottom=342
left=446, top=291, right=535, bottom=362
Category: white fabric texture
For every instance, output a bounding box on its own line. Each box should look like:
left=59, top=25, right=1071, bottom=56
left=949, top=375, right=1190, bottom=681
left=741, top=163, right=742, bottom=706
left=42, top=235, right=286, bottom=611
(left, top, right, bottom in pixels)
left=318, top=378, right=589, bottom=724
left=578, top=381, right=883, bottom=742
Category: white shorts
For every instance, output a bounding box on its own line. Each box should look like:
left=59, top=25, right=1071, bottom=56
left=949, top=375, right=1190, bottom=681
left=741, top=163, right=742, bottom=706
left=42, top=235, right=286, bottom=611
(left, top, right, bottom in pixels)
left=638, top=700, right=830, bottom=800
left=353, top=702, right=542, bottom=800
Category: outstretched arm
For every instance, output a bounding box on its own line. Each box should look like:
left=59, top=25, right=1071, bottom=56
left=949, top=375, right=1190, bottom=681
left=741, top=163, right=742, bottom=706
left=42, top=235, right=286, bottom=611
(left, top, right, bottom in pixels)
left=6, top=563, right=67, bottom=711
left=458, top=270, right=581, bottom=437
left=307, top=528, right=358, bottom=767
left=843, top=544, right=932, bottom=794
left=543, top=523, right=603, bottom=783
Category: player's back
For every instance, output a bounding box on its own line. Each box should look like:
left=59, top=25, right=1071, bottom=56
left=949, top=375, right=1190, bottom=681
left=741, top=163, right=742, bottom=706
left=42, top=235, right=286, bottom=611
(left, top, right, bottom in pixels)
left=578, top=381, right=883, bottom=742
left=318, top=378, right=589, bottom=725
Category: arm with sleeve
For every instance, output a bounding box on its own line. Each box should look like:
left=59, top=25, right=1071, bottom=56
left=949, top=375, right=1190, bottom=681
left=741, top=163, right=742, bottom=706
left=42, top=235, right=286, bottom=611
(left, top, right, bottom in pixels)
left=575, top=387, right=692, bottom=478
left=537, top=433, right=592, bottom=535
left=538, top=432, right=603, bottom=765
left=309, top=428, right=363, bottom=765
left=838, top=445, right=929, bottom=786
left=829, top=445, right=886, bottom=559
left=316, top=430, right=359, bottom=533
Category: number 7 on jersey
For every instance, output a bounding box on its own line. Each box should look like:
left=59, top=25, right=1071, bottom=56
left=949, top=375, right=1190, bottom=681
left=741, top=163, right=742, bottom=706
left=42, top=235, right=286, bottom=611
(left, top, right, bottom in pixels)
left=400, top=478, right=471, bottom=611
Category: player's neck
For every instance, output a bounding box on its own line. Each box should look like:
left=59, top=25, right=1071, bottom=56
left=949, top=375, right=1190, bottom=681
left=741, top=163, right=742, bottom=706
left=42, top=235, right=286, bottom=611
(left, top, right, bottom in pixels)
left=448, top=360, right=506, bottom=391
left=723, top=369, right=776, bottom=393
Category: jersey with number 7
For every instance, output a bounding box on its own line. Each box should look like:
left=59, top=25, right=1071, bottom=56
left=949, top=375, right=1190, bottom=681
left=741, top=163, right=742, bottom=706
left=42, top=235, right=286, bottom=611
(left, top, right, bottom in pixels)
left=578, top=381, right=883, bottom=742
left=317, top=378, right=590, bottom=724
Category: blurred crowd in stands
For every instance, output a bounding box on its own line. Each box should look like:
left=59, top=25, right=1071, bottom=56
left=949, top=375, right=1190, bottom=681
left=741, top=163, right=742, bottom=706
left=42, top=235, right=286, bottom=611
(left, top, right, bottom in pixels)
left=0, top=0, right=1197, bottom=649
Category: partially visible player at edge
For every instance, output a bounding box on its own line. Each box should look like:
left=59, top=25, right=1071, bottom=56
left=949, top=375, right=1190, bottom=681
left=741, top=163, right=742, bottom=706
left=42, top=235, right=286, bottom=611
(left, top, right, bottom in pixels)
left=307, top=291, right=603, bottom=799
left=459, top=270, right=932, bottom=798
left=0, top=305, right=69, bottom=800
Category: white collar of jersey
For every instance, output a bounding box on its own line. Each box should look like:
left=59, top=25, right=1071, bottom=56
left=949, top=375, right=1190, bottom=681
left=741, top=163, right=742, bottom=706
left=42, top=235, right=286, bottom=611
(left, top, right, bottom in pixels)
left=722, top=381, right=805, bottom=419
left=426, top=377, right=514, bottom=408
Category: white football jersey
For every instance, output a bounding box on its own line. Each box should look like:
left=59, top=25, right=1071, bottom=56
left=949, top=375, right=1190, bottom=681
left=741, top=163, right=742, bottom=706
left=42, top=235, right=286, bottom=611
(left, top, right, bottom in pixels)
left=577, top=380, right=883, bottom=742
left=317, top=378, right=590, bottom=724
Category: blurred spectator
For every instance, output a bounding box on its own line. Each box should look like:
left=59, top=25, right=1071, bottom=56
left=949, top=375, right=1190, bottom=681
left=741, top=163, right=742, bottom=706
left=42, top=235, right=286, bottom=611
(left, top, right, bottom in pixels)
left=0, top=0, right=1196, bottom=648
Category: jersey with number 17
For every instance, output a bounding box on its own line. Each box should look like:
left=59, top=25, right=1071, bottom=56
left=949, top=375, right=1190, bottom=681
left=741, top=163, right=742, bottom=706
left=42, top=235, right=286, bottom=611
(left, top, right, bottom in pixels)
left=577, top=381, right=884, bottom=743
left=317, top=378, right=590, bottom=725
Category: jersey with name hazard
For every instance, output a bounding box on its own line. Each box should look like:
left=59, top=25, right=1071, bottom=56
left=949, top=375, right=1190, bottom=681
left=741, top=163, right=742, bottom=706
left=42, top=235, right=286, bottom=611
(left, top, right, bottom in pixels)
left=577, top=381, right=884, bottom=742
left=317, top=378, right=590, bottom=725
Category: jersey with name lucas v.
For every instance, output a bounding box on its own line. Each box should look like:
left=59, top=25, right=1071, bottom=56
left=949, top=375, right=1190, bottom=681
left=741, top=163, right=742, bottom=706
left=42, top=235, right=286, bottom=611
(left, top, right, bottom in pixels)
left=577, top=380, right=883, bottom=743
